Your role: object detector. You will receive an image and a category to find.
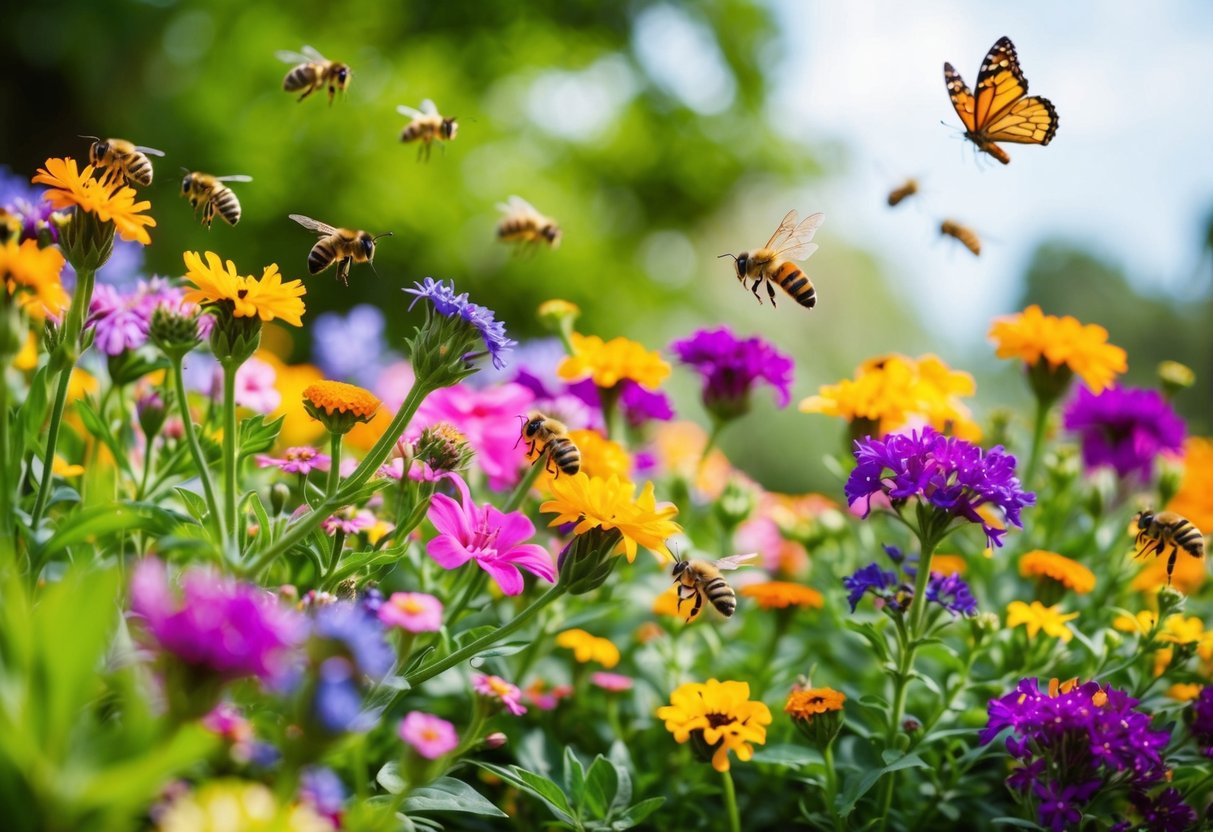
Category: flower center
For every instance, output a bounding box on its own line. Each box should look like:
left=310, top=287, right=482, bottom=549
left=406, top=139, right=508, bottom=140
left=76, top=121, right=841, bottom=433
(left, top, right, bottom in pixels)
left=706, top=712, right=736, bottom=728
left=401, top=599, right=423, bottom=615
left=488, top=678, right=512, bottom=697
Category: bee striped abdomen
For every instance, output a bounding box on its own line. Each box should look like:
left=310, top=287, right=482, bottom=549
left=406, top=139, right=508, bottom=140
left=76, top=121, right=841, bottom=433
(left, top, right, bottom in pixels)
left=214, top=188, right=242, bottom=225
left=125, top=155, right=154, bottom=187
left=775, top=262, right=816, bottom=308
left=547, top=437, right=581, bottom=476
left=497, top=219, right=528, bottom=241
left=283, top=65, right=317, bottom=92
left=704, top=577, right=737, bottom=617
left=308, top=239, right=335, bottom=274
left=1174, top=520, right=1205, bottom=556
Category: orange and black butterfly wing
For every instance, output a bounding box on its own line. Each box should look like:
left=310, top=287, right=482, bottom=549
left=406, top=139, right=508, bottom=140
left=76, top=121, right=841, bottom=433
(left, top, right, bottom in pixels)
left=973, top=37, right=1029, bottom=128
left=944, top=62, right=977, bottom=133
left=984, top=96, right=1058, bottom=145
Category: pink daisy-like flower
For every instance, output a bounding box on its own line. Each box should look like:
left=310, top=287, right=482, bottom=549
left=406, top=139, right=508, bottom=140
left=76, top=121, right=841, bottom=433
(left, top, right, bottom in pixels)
left=378, top=592, right=444, bottom=633
left=231, top=356, right=281, bottom=414
left=398, top=711, right=459, bottom=760
left=409, top=382, right=534, bottom=488
left=322, top=507, right=376, bottom=536
left=524, top=679, right=574, bottom=711
left=473, top=673, right=527, bottom=716
left=591, top=672, right=635, bottom=692
left=256, top=446, right=331, bottom=475
left=426, top=472, right=556, bottom=596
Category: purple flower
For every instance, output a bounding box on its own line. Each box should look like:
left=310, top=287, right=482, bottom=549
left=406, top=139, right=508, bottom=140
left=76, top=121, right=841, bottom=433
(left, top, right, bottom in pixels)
left=313, top=657, right=374, bottom=732
left=299, top=766, right=346, bottom=826
left=88, top=278, right=206, bottom=356
left=311, top=602, right=394, bottom=678
left=0, top=165, right=58, bottom=243
left=1034, top=780, right=1100, bottom=832
left=842, top=562, right=898, bottom=612
left=322, top=507, right=376, bottom=536
left=845, top=427, right=1034, bottom=548
left=1129, top=788, right=1197, bottom=832
left=620, top=380, right=675, bottom=426
left=1063, top=385, right=1185, bottom=480
left=405, top=276, right=467, bottom=316
left=426, top=471, right=556, bottom=595
left=311, top=304, right=393, bottom=387
left=670, top=326, right=794, bottom=420
left=1189, top=685, right=1213, bottom=757
left=925, top=572, right=978, bottom=616
left=129, top=558, right=305, bottom=684
left=256, top=446, right=331, bottom=475
left=404, top=277, right=517, bottom=369
left=843, top=547, right=976, bottom=617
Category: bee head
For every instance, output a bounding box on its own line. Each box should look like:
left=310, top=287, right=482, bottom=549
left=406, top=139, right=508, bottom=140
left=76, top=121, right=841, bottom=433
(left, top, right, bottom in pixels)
left=718, top=252, right=745, bottom=279
left=542, top=224, right=562, bottom=247
left=442, top=118, right=459, bottom=140
left=89, top=139, right=109, bottom=165
left=1136, top=509, right=1154, bottom=528
left=334, top=64, right=351, bottom=90
left=524, top=414, right=545, bottom=438
left=364, top=230, right=394, bottom=261
left=181, top=172, right=195, bottom=194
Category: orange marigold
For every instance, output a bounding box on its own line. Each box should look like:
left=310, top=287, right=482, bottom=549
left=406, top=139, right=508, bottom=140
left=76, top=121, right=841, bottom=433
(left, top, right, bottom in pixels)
left=738, top=581, right=824, bottom=610
left=988, top=305, right=1127, bottom=393
left=32, top=157, right=156, bottom=245
left=784, top=687, right=846, bottom=719
left=302, top=381, right=381, bottom=420
left=0, top=237, right=68, bottom=318
left=1019, top=550, right=1096, bottom=594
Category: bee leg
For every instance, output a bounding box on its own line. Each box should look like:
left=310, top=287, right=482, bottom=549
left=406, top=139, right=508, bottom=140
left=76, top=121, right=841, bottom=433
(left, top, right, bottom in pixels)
left=766, top=279, right=777, bottom=307
left=750, top=278, right=764, bottom=305
left=337, top=258, right=351, bottom=286
left=688, top=589, right=703, bottom=621
left=297, top=87, right=314, bottom=102
left=1167, top=546, right=1178, bottom=584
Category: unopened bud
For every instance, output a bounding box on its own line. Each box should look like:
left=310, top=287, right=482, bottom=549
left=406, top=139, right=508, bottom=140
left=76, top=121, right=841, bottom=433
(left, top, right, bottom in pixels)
left=483, top=732, right=507, bottom=750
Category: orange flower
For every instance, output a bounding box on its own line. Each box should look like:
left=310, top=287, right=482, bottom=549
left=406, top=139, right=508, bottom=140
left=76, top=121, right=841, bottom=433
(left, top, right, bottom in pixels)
left=1019, top=550, right=1096, bottom=594
left=1168, top=438, right=1213, bottom=532
left=784, top=687, right=846, bottom=719
left=738, top=581, right=824, bottom=610
left=0, top=237, right=68, bottom=318
left=32, top=157, right=156, bottom=245
left=988, top=305, right=1126, bottom=393
left=302, top=381, right=381, bottom=421
left=930, top=554, right=967, bottom=576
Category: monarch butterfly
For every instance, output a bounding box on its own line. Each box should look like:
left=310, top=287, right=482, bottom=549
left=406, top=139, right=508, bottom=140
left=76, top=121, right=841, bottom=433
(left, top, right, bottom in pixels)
left=944, top=37, right=1058, bottom=165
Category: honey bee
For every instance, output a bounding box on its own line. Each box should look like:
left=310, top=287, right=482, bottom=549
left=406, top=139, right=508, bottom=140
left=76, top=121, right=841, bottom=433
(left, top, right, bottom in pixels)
left=288, top=214, right=392, bottom=286
left=496, top=196, right=561, bottom=250
left=277, top=45, right=351, bottom=104
left=940, top=220, right=981, bottom=256
left=1133, top=509, right=1205, bottom=584
left=517, top=410, right=580, bottom=477
left=397, top=100, right=459, bottom=161
left=887, top=178, right=919, bottom=207
left=671, top=552, right=758, bottom=620
left=720, top=210, right=824, bottom=309
left=180, top=171, right=253, bottom=228
left=86, top=137, right=165, bottom=188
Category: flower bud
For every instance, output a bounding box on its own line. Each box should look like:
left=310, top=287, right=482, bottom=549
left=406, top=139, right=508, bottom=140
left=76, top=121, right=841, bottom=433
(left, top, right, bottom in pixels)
left=57, top=209, right=114, bottom=273
left=482, top=732, right=508, bottom=750
left=269, top=482, right=291, bottom=516
left=1026, top=359, right=1074, bottom=407
left=557, top=528, right=622, bottom=595
left=149, top=305, right=205, bottom=361
left=713, top=477, right=756, bottom=531
left=785, top=687, right=846, bottom=750
left=415, top=422, right=473, bottom=473
left=1157, top=360, right=1194, bottom=399
left=207, top=302, right=261, bottom=368
left=136, top=389, right=167, bottom=439
left=537, top=299, right=580, bottom=336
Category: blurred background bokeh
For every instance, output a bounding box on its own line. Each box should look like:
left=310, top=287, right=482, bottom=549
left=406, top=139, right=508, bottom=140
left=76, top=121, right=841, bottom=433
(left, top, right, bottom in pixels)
left=4, top=0, right=1211, bottom=492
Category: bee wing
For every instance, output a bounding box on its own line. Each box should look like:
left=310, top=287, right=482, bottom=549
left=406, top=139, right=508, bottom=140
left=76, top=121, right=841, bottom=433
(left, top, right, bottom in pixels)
left=714, top=552, right=759, bottom=571
left=397, top=104, right=424, bottom=119
left=289, top=214, right=337, bottom=235
left=276, top=50, right=314, bottom=65
left=774, top=212, right=825, bottom=260
left=420, top=98, right=439, bottom=115
left=301, top=45, right=328, bottom=62
left=762, top=209, right=799, bottom=250
left=215, top=175, right=253, bottom=183
left=500, top=194, right=540, bottom=218
left=134, top=146, right=166, bottom=157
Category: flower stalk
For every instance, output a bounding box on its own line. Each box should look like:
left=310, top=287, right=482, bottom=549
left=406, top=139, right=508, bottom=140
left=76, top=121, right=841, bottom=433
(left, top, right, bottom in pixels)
left=170, top=356, right=225, bottom=544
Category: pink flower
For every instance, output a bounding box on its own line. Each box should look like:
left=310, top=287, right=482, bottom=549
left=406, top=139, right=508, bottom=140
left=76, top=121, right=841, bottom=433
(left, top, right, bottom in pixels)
left=591, top=672, right=635, bottom=692
left=399, top=711, right=459, bottom=759
left=474, top=673, right=527, bottom=716
left=410, top=382, right=534, bottom=488
left=256, top=446, right=331, bottom=475
left=322, top=507, right=376, bottom=536
left=426, top=472, right=555, bottom=595
left=374, top=360, right=416, bottom=412
left=202, top=703, right=254, bottom=743
left=378, top=592, right=443, bottom=632
left=524, top=679, right=574, bottom=711
left=221, top=357, right=281, bottom=414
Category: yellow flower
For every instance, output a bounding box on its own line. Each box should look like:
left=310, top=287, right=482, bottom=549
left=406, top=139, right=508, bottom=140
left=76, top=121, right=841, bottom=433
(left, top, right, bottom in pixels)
left=557, top=332, right=671, bottom=390
left=1005, top=600, right=1079, bottom=642
left=555, top=628, right=621, bottom=668
left=799, top=353, right=980, bottom=439
left=1167, top=683, right=1203, bottom=701
left=0, top=237, right=68, bottom=318
left=929, top=554, right=967, bottom=576
left=656, top=679, right=772, bottom=772
left=182, top=251, right=307, bottom=327
left=653, top=584, right=701, bottom=622
left=651, top=420, right=732, bottom=498
left=32, top=157, right=156, bottom=245
left=156, top=780, right=330, bottom=832
left=1168, top=437, right=1213, bottom=533
left=1113, top=610, right=1156, bottom=634
left=13, top=330, right=38, bottom=370
left=738, top=581, right=824, bottom=610
left=784, top=687, right=846, bottom=719
left=365, top=520, right=394, bottom=546
left=540, top=473, right=681, bottom=562
left=531, top=428, right=631, bottom=488
left=988, top=305, right=1127, bottom=393
left=1158, top=614, right=1205, bottom=646
left=302, top=380, right=381, bottom=420
left=52, top=456, right=84, bottom=478
left=1019, top=550, right=1096, bottom=594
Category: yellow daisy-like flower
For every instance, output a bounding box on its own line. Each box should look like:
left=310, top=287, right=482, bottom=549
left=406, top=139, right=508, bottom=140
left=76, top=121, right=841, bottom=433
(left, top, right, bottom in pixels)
left=1168, top=437, right=1213, bottom=533
left=930, top=554, right=967, bottom=576
left=0, top=237, right=69, bottom=318
left=32, top=157, right=156, bottom=245
left=656, top=679, right=772, bottom=773
left=182, top=251, right=307, bottom=327
left=1157, top=614, right=1206, bottom=647
left=156, top=780, right=330, bottom=832
left=738, top=581, right=824, bottom=611
left=557, top=332, right=671, bottom=390
left=784, top=687, right=846, bottom=720
left=13, top=330, right=38, bottom=370
left=1005, top=600, right=1079, bottom=643
left=799, top=353, right=981, bottom=440
left=1019, top=550, right=1096, bottom=594
left=540, top=473, right=681, bottom=562
left=555, top=628, right=621, bottom=669
left=52, top=456, right=85, bottom=478
left=302, top=381, right=381, bottom=420
left=1113, top=610, right=1157, bottom=635
left=1167, top=683, right=1203, bottom=702
left=988, top=304, right=1127, bottom=393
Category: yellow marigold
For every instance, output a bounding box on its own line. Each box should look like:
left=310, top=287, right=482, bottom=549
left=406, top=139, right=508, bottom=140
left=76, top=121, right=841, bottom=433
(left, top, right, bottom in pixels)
left=930, top=554, right=967, bottom=576
left=1167, top=683, right=1203, bottom=702
left=799, top=353, right=980, bottom=440
left=784, top=687, right=845, bottom=719
left=656, top=679, right=772, bottom=772
left=738, top=581, right=824, bottom=610
left=988, top=304, right=1127, bottom=393
left=557, top=332, right=671, bottom=390
left=156, top=780, right=330, bottom=832
left=1019, top=550, right=1096, bottom=594
left=32, top=157, right=156, bottom=245
left=555, top=628, right=621, bottom=669
left=302, top=381, right=381, bottom=420
left=0, top=237, right=68, bottom=318
left=653, top=584, right=701, bottom=622
left=1131, top=544, right=1206, bottom=595
left=651, top=420, right=731, bottom=498
left=1113, top=610, right=1157, bottom=634
left=1167, top=437, right=1213, bottom=532
left=182, top=251, right=307, bottom=327
left=540, top=473, right=681, bottom=562
left=13, top=330, right=37, bottom=370
left=1006, top=600, right=1079, bottom=643
left=531, top=429, right=631, bottom=487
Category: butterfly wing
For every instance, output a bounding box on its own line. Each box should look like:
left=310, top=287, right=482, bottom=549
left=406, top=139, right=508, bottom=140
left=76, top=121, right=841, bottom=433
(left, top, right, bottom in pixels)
left=944, top=63, right=977, bottom=132
left=289, top=214, right=338, bottom=235
left=973, top=37, right=1028, bottom=128
left=714, top=552, right=759, bottom=571
left=984, top=96, right=1058, bottom=145
left=774, top=211, right=825, bottom=260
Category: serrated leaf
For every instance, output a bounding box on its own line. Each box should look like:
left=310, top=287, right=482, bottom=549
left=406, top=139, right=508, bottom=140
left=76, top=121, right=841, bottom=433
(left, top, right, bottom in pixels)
left=403, top=776, right=507, bottom=817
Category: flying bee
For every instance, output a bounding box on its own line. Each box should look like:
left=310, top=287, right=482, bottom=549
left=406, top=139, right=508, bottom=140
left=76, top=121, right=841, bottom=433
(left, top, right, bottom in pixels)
left=719, top=209, right=824, bottom=309
left=288, top=214, right=392, bottom=286
left=496, top=196, right=561, bottom=250
left=671, top=552, right=758, bottom=620
left=277, top=45, right=351, bottom=104
left=516, top=410, right=580, bottom=477
left=180, top=171, right=253, bottom=228
left=1133, top=509, right=1205, bottom=585
left=85, top=137, right=165, bottom=188
left=397, top=100, right=459, bottom=161
left=940, top=219, right=981, bottom=256
left=887, top=178, right=919, bottom=207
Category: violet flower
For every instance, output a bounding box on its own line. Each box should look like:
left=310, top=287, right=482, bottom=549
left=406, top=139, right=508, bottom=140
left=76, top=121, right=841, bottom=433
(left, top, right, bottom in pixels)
left=670, top=326, right=794, bottom=421
left=405, top=277, right=517, bottom=369
left=311, top=304, right=394, bottom=387
left=256, top=446, right=331, bottom=475
left=1063, top=385, right=1185, bottom=480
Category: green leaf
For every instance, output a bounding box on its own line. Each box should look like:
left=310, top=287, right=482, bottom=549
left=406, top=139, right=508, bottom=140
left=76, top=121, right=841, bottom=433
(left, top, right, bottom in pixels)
left=174, top=487, right=211, bottom=523
left=606, top=741, right=633, bottom=812
left=403, top=776, right=507, bottom=817
left=564, top=746, right=587, bottom=806
left=991, top=818, right=1044, bottom=829
left=615, top=797, right=665, bottom=828
left=245, top=490, right=273, bottom=551
left=377, top=761, right=405, bottom=795
left=751, top=744, right=822, bottom=767
left=844, top=620, right=890, bottom=663
left=237, top=414, right=284, bottom=460
left=472, top=763, right=575, bottom=824
left=37, top=502, right=182, bottom=561
left=328, top=545, right=407, bottom=584
left=581, top=756, right=618, bottom=819
left=469, top=640, right=532, bottom=665
left=838, top=753, right=927, bottom=817
left=74, top=399, right=134, bottom=477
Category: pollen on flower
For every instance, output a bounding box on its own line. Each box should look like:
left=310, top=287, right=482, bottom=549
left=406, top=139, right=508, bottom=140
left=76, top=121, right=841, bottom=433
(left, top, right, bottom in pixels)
left=32, top=156, right=157, bottom=245
left=656, top=679, right=772, bottom=772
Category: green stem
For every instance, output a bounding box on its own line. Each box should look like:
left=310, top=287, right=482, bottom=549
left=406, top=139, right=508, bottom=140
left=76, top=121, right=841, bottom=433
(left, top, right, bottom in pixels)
left=823, top=743, right=843, bottom=831
left=29, top=367, right=73, bottom=528
left=907, top=537, right=938, bottom=642
left=600, top=385, right=621, bottom=441
left=137, top=431, right=154, bottom=500
left=170, top=357, right=225, bottom=543
left=322, top=530, right=346, bottom=587
left=699, top=418, right=726, bottom=476
left=1023, top=396, right=1050, bottom=488
left=221, top=361, right=239, bottom=551
left=403, top=584, right=567, bottom=690
left=720, top=767, right=741, bottom=832
left=0, top=360, right=12, bottom=544
left=326, top=431, right=343, bottom=499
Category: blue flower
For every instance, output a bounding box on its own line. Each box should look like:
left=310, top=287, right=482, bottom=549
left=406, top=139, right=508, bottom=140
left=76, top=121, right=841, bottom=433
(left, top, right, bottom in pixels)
left=313, top=657, right=375, bottom=733
left=405, top=277, right=468, bottom=316
left=312, top=603, right=394, bottom=679
left=405, top=278, right=517, bottom=369
left=925, top=572, right=978, bottom=616
left=299, top=766, right=347, bottom=822
left=311, top=304, right=393, bottom=386
left=842, top=563, right=898, bottom=612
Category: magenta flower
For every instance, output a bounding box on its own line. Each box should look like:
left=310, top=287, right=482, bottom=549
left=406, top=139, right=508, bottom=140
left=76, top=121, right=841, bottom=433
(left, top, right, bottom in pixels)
left=88, top=278, right=209, bottom=356
left=256, top=446, right=331, bottom=475
left=670, top=326, right=794, bottom=420
left=378, top=592, right=444, bottom=633
left=474, top=673, right=528, bottom=716
left=233, top=357, right=281, bottom=414
left=129, top=558, right=305, bottom=684
left=410, top=382, right=534, bottom=488
left=399, top=711, right=460, bottom=759
left=322, top=507, right=376, bottom=536
left=1062, top=385, right=1185, bottom=480
left=426, top=472, right=555, bottom=595
left=591, top=672, right=635, bottom=692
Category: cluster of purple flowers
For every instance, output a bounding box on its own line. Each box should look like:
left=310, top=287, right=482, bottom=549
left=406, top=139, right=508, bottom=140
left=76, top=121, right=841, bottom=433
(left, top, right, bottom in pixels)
left=981, top=678, right=1183, bottom=831
left=842, top=545, right=978, bottom=616
left=845, top=427, right=1035, bottom=548
left=405, top=277, right=517, bottom=369
left=88, top=278, right=211, bottom=356
left=1189, top=684, right=1213, bottom=758
left=669, top=326, right=794, bottom=420
left=1062, top=385, right=1185, bottom=480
